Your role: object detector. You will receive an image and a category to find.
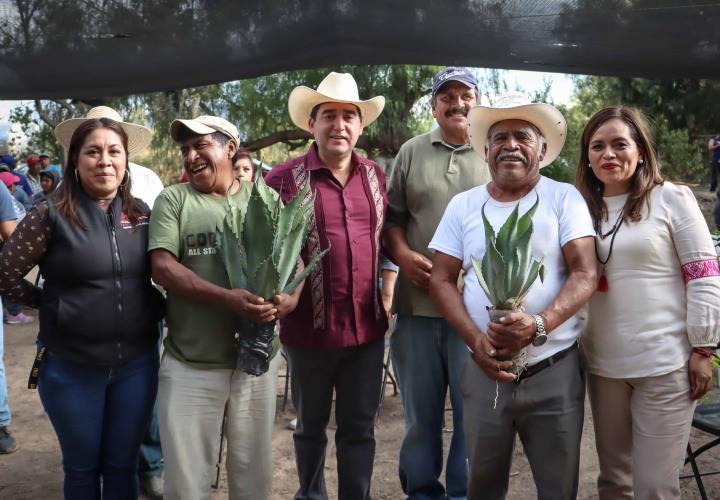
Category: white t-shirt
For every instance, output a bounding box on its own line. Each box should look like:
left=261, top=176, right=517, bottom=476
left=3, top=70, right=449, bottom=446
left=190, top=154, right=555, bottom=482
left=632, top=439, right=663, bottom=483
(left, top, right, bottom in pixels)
left=429, top=176, right=594, bottom=366
left=129, top=162, right=164, bottom=209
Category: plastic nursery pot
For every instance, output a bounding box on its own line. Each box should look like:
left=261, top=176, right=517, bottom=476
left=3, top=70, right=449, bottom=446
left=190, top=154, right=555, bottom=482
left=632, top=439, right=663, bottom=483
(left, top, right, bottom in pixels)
left=235, top=320, right=277, bottom=376
left=487, top=307, right=528, bottom=377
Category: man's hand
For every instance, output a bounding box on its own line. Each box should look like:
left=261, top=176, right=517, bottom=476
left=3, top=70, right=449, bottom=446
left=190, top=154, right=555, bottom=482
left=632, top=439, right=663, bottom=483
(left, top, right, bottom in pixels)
left=689, top=351, right=713, bottom=400
left=226, top=289, right=277, bottom=323
left=486, top=311, right=535, bottom=357
left=273, top=292, right=299, bottom=320
left=471, top=334, right=516, bottom=382
left=398, top=250, right=433, bottom=289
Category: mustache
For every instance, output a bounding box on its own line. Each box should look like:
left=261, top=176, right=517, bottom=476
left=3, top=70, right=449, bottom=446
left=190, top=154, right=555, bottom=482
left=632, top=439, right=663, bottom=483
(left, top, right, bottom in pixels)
left=444, top=107, right=468, bottom=118
left=497, top=151, right=527, bottom=163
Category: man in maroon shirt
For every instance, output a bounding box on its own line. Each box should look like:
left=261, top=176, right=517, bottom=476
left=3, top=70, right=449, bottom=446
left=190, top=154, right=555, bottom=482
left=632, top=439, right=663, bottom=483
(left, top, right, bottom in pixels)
left=265, top=72, right=388, bottom=500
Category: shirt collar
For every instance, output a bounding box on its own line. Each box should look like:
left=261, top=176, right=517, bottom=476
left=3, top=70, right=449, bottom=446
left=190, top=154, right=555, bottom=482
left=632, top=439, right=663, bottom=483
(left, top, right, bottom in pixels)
left=305, top=142, right=363, bottom=172
left=430, top=127, right=472, bottom=151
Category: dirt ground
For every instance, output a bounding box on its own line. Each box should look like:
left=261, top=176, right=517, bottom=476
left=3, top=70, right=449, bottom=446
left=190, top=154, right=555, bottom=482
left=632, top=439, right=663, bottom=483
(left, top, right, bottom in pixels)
left=1, top=312, right=719, bottom=499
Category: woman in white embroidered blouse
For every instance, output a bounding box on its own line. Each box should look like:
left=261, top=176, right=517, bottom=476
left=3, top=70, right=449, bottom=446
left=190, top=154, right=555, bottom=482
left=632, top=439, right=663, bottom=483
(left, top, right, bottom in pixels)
left=576, top=106, right=720, bottom=500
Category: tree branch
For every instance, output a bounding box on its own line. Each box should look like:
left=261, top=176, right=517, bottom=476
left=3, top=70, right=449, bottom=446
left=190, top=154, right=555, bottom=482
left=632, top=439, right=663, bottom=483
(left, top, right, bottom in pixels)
left=241, top=129, right=312, bottom=151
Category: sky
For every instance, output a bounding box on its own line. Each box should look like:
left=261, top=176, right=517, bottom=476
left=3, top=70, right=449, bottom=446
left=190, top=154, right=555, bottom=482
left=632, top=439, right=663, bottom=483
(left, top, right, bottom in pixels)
left=0, top=70, right=578, bottom=144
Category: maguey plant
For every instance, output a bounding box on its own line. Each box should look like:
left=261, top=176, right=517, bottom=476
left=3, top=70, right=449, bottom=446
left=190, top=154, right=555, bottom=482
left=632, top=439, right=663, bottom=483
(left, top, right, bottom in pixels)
left=471, top=194, right=545, bottom=379
left=218, top=174, right=328, bottom=376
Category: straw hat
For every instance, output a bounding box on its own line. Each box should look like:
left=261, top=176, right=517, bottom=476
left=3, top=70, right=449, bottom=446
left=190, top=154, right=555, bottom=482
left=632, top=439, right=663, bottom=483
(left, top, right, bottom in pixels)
left=288, top=72, right=385, bottom=132
left=468, top=92, right=566, bottom=168
left=54, top=106, right=153, bottom=158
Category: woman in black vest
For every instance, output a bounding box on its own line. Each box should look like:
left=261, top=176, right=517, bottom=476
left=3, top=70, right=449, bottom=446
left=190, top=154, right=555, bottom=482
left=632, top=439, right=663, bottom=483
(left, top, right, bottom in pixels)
left=0, top=111, right=163, bottom=499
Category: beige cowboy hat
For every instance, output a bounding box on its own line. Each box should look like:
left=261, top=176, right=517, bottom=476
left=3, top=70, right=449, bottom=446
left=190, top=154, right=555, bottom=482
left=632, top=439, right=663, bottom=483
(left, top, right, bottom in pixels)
left=288, top=72, right=385, bottom=132
left=54, top=106, right=153, bottom=158
left=169, top=115, right=240, bottom=145
left=468, top=91, right=566, bottom=168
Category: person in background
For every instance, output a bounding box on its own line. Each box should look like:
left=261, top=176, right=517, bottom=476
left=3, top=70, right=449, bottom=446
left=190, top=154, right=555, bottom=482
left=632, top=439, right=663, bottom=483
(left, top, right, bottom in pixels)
left=32, top=167, right=61, bottom=203
left=233, top=149, right=257, bottom=182
left=0, top=154, right=33, bottom=198
left=383, top=66, right=490, bottom=500
left=0, top=181, right=19, bottom=454
left=0, top=110, right=163, bottom=498
left=24, top=153, right=43, bottom=194
left=578, top=106, right=720, bottom=500
left=0, top=171, right=33, bottom=325
left=708, top=131, right=720, bottom=192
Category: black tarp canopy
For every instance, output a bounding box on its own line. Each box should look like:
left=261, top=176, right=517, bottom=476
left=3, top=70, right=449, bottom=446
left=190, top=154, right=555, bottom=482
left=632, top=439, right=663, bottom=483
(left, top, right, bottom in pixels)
left=0, top=0, right=719, bottom=99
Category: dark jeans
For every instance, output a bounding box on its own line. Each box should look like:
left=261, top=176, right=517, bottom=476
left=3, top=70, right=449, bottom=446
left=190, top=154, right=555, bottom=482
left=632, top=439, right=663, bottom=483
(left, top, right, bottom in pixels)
left=139, top=325, right=164, bottom=478
left=287, top=338, right=384, bottom=500
left=710, top=158, right=720, bottom=192
left=38, top=348, right=158, bottom=500
left=5, top=301, right=22, bottom=316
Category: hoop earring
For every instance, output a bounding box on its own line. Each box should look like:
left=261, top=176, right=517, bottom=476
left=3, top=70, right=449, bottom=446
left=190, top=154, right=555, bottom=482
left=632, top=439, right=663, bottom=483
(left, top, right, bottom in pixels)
left=120, top=169, right=130, bottom=188
left=74, top=169, right=79, bottom=184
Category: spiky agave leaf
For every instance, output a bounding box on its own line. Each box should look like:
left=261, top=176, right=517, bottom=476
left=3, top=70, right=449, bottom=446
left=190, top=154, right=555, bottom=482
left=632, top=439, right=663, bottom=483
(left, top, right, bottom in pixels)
left=253, top=254, right=281, bottom=299
left=282, top=247, right=330, bottom=295
left=471, top=255, right=493, bottom=304
left=218, top=211, right=248, bottom=290
left=243, top=187, right=276, bottom=279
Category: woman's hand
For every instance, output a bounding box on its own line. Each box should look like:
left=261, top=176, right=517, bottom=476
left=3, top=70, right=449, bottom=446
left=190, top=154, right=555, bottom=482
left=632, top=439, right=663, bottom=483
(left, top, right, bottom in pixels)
left=689, top=351, right=714, bottom=400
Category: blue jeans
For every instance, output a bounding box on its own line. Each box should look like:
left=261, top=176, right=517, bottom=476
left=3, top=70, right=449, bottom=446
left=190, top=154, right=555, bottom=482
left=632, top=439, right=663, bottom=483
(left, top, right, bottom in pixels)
left=0, top=299, right=10, bottom=427
left=139, top=325, right=164, bottom=478
left=38, top=348, right=158, bottom=500
left=390, top=315, right=469, bottom=500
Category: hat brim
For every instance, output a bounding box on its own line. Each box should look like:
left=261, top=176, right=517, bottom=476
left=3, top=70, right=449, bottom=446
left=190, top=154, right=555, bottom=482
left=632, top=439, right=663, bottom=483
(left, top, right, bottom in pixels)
left=468, top=103, right=567, bottom=169
left=54, top=118, right=153, bottom=158
left=288, top=86, right=385, bottom=132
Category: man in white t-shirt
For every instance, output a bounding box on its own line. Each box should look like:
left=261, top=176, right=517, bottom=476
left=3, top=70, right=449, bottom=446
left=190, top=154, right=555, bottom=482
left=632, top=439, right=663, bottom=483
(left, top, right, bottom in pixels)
left=428, top=92, right=597, bottom=500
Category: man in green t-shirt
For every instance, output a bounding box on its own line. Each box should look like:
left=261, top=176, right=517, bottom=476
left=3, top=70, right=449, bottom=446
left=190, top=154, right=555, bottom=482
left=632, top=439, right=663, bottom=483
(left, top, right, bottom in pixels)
left=149, top=115, right=300, bottom=500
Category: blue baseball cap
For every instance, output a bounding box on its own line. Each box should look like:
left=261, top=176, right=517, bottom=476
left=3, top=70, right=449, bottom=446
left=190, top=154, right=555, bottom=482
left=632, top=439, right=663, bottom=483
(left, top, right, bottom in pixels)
left=431, top=67, right=478, bottom=99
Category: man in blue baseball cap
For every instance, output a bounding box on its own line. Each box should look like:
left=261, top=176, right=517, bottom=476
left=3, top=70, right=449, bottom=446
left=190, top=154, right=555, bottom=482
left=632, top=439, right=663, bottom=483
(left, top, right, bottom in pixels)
left=383, top=67, right=490, bottom=500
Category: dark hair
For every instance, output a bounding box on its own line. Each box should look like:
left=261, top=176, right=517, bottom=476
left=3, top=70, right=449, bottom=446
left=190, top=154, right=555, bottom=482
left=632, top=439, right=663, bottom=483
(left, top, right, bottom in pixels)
left=175, top=127, right=238, bottom=163
left=309, top=102, right=363, bottom=121
left=430, top=85, right=479, bottom=107
left=576, top=106, right=664, bottom=233
left=56, top=118, right=143, bottom=228
left=234, top=148, right=256, bottom=175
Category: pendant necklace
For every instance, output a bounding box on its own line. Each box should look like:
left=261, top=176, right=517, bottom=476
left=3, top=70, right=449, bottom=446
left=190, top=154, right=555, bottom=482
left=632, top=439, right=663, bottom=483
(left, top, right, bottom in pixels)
left=595, top=207, right=625, bottom=292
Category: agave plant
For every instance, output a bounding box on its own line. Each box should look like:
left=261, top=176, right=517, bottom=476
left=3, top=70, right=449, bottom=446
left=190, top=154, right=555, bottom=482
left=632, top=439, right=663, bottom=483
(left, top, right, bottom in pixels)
left=470, top=194, right=545, bottom=376
left=218, top=174, right=329, bottom=375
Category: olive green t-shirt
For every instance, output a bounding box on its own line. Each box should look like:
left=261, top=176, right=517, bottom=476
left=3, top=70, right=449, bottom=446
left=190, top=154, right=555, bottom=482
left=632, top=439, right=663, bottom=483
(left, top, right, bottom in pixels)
left=385, top=128, right=491, bottom=317
left=149, top=182, right=251, bottom=369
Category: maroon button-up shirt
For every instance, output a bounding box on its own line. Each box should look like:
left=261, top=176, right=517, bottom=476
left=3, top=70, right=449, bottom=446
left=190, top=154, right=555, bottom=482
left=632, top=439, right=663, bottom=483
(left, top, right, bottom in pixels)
left=265, top=144, right=388, bottom=350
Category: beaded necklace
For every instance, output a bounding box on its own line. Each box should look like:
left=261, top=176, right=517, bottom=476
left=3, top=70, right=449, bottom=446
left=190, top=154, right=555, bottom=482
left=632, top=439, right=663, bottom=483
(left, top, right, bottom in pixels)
left=595, top=207, right=625, bottom=292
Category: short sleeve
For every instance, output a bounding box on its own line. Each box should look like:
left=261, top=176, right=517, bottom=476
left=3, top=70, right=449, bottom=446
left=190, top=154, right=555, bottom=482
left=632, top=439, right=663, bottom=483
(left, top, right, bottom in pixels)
left=384, top=145, right=410, bottom=230
left=557, top=185, right=595, bottom=247
left=0, top=183, right=17, bottom=222
left=428, top=194, right=464, bottom=261
left=665, top=184, right=720, bottom=346
left=148, top=189, right=182, bottom=258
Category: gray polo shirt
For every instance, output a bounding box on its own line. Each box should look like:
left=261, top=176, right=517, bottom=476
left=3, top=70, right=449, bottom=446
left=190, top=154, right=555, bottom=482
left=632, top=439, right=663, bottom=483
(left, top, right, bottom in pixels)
left=385, top=127, right=491, bottom=317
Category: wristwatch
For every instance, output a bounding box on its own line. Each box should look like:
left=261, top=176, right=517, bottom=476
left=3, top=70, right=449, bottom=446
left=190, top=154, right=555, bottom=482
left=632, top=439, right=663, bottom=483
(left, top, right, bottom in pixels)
left=531, top=314, right=548, bottom=347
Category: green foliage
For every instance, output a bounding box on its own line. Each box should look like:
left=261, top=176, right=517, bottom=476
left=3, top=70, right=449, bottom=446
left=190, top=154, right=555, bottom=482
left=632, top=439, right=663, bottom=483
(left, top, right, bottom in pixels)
left=471, top=195, right=545, bottom=310
left=218, top=175, right=328, bottom=300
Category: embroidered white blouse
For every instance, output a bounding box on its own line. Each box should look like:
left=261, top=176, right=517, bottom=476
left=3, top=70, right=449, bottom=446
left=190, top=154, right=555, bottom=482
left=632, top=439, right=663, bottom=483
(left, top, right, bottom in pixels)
left=582, top=182, right=720, bottom=378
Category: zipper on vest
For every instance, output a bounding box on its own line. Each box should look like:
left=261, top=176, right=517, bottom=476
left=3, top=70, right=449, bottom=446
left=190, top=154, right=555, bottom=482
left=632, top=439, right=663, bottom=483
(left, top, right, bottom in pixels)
left=106, top=208, right=124, bottom=361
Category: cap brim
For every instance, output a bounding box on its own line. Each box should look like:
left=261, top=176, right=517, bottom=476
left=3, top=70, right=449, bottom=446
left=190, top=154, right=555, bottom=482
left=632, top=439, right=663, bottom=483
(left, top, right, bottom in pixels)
left=288, top=86, right=385, bottom=132
left=54, top=118, right=153, bottom=158
left=169, top=119, right=218, bottom=142
left=467, top=103, right=566, bottom=169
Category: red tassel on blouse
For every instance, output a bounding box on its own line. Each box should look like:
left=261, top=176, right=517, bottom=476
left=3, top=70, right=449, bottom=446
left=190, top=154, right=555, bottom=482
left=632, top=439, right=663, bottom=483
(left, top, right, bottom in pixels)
left=597, top=269, right=609, bottom=292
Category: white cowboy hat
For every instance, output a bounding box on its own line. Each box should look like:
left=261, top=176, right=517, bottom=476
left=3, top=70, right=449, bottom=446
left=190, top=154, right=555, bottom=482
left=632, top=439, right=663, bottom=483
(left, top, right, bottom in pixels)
left=288, top=72, right=385, bottom=132
left=468, top=91, right=566, bottom=168
left=54, top=106, right=153, bottom=158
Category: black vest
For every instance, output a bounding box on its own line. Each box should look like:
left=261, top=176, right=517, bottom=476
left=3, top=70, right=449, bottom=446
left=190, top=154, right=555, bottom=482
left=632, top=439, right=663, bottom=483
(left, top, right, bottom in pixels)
left=38, top=192, right=163, bottom=366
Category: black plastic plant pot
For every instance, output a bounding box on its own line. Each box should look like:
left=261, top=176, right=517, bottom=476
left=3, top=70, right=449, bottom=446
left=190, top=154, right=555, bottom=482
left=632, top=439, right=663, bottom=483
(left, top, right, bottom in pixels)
left=235, top=320, right=276, bottom=376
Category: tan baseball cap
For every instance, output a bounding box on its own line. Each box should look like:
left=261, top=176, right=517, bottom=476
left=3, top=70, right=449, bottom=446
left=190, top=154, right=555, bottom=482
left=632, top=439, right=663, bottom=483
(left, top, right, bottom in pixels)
left=169, top=115, right=240, bottom=145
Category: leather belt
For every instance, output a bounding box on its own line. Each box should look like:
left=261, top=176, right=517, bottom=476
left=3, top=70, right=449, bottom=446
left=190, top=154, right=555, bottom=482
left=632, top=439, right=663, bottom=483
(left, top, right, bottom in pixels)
left=515, top=343, right=578, bottom=383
